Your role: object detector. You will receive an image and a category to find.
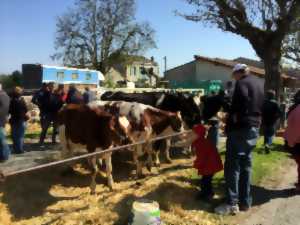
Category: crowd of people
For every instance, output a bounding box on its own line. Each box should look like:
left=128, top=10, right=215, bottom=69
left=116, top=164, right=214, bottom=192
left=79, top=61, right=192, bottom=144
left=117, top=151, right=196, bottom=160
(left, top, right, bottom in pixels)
left=0, top=64, right=300, bottom=217
left=191, top=63, right=300, bottom=216
left=0, top=83, right=94, bottom=161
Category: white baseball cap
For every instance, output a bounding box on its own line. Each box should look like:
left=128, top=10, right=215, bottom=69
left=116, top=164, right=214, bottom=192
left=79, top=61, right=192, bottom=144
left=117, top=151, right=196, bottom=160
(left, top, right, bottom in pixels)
left=232, top=64, right=248, bottom=73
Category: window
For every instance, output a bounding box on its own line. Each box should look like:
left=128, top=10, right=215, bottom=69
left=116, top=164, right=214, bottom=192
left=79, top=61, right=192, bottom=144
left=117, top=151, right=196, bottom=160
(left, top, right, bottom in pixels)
left=72, top=73, right=79, bottom=80
left=133, top=67, right=137, bottom=76
left=86, top=73, right=92, bottom=80
left=57, top=71, right=64, bottom=79
left=129, top=66, right=134, bottom=76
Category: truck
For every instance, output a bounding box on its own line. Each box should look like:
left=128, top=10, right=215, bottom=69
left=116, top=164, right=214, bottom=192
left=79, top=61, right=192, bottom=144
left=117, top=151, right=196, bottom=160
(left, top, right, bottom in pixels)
left=22, top=64, right=105, bottom=90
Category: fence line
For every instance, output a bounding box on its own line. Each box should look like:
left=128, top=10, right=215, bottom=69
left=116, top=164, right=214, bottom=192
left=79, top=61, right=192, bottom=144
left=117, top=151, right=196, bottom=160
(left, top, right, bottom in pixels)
left=1, top=130, right=192, bottom=179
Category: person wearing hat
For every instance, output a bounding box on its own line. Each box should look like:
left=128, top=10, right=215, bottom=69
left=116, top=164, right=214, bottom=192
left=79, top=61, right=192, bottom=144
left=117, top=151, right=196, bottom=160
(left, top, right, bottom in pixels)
left=215, top=64, right=264, bottom=215
left=9, top=86, right=28, bottom=154
left=0, top=84, right=10, bottom=161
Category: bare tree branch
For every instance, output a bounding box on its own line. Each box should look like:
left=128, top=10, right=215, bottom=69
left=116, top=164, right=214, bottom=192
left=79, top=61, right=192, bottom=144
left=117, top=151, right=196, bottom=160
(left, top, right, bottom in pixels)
left=180, top=0, right=300, bottom=96
left=52, top=0, right=156, bottom=74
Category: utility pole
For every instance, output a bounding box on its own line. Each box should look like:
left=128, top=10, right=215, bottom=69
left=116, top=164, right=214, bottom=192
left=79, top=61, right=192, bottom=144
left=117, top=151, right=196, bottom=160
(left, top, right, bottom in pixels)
left=163, top=56, right=167, bottom=74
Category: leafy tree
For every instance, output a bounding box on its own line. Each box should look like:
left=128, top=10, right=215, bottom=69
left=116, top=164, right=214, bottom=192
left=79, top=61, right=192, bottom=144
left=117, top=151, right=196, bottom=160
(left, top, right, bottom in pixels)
left=102, top=78, right=116, bottom=88
left=283, top=27, right=300, bottom=64
left=11, top=70, right=23, bottom=86
left=0, top=70, right=23, bottom=90
left=180, top=0, right=300, bottom=97
left=52, top=0, right=156, bottom=74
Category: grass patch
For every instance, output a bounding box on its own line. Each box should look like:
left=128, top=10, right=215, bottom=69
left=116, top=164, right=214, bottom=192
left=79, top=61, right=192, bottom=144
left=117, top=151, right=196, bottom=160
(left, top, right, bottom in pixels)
left=190, top=137, right=289, bottom=196
left=6, top=127, right=53, bottom=140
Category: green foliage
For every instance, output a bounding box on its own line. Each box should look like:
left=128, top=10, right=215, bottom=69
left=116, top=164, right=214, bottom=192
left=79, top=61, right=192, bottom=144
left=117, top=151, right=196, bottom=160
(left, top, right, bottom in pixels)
left=0, top=70, right=23, bottom=90
left=102, top=78, right=116, bottom=88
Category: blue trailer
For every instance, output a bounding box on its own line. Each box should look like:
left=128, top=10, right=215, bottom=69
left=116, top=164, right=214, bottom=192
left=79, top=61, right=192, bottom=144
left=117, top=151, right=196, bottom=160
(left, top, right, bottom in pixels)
left=22, top=64, right=105, bottom=89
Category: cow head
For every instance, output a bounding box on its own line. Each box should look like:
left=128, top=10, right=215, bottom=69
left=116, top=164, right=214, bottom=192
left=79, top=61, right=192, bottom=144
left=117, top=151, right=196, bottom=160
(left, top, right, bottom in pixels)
left=108, top=115, right=132, bottom=145
left=169, top=111, right=184, bottom=133
left=177, top=93, right=202, bottom=128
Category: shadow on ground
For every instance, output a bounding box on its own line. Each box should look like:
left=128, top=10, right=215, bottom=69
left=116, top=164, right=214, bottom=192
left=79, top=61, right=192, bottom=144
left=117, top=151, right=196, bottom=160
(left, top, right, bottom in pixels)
left=0, top=145, right=193, bottom=220
left=251, top=185, right=297, bottom=207
left=112, top=182, right=212, bottom=225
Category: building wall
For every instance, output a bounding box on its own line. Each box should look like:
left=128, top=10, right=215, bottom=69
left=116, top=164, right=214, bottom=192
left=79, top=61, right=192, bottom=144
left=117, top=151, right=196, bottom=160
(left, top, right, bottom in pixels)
left=126, top=62, right=159, bottom=82
left=106, top=67, right=124, bottom=83
left=165, top=60, right=265, bottom=89
left=195, top=61, right=233, bottom=85
left=164, top=61, right=197, bottom=88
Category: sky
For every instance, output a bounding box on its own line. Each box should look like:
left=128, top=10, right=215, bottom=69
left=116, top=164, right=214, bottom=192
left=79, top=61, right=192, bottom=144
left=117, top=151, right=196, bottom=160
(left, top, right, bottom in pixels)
left=0, top=0, right=258, bottom=75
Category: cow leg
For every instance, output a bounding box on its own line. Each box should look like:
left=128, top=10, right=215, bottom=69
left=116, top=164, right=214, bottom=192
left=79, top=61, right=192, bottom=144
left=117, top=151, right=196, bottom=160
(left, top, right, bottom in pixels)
left=89, top=156, right=98, bottom=194
left=104, top=152, right=114, bottom=190
left=133, top=145, right=144, bottom=178
left=183, top=146, right=193, bottom=157
left=165, top=139, right=172, bottom=164
left=97, top=158, right=104, bottom=170
left=154, top=150, right=160, bottom=168
left=59, top=125, right=73, bottom=159
left=59, top=127, right=76, bottom=176
left=144, top=143, right=153, bottom=172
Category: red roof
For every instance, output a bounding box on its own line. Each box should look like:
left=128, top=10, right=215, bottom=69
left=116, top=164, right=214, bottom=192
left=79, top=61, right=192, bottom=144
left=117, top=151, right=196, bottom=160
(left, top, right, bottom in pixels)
left=194, top=55, right=294, bottom=80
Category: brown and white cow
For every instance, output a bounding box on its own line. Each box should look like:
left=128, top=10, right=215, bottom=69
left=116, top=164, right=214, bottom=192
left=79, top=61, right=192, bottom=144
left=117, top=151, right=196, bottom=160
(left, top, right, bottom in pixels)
left=89, top=101, right=184, bottom=177
left=58, top=104, right=129, bottom=194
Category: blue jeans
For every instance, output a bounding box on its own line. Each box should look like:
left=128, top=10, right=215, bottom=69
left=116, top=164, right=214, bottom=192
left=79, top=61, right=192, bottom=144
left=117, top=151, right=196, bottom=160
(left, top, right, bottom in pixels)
left=263, top=125, right=276, bottom=146
left=225, top=127, right=259, bottom=207
left=0, top=127, right=10, bottom=161
left=11, top=121, right=26, bottom=154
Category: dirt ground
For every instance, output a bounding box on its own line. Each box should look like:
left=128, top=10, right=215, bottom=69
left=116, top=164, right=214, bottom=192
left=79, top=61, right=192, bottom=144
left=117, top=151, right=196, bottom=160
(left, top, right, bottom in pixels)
left=231, top=158, right=300, bottom=225
left=0, top=145, right=221, bottom=225
left=1, top=132, right=298, bottom=225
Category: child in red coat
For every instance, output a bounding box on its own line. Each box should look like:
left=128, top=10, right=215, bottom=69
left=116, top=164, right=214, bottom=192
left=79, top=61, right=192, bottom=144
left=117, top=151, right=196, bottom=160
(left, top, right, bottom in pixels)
left=192, top=124, right=223, bottom=200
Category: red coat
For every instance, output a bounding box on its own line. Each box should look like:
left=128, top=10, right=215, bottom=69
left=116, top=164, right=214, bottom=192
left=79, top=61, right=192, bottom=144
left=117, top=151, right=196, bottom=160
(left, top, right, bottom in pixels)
left=192, top=124, right=223, bottom=176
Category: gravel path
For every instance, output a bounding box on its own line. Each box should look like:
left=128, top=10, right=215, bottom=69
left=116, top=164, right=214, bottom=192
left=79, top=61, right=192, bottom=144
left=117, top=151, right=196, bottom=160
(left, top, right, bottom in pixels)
left=0, top=142, right=60, bottom=174
left=235, top=159, right=300, bottom=225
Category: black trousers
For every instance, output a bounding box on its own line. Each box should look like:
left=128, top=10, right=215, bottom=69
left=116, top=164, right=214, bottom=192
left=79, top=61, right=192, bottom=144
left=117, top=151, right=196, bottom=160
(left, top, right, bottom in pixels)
left=200, top=175, right=213, bottom=195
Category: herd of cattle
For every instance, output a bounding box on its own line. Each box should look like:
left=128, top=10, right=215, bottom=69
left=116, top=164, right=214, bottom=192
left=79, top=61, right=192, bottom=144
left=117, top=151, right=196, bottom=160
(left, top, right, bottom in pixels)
left=57, top=91, right=222, bottom=194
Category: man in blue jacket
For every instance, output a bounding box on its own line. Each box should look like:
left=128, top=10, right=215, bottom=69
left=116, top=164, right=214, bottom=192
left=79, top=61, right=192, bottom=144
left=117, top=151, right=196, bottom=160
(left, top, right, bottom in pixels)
left=215, top=64, right=264, bottom=215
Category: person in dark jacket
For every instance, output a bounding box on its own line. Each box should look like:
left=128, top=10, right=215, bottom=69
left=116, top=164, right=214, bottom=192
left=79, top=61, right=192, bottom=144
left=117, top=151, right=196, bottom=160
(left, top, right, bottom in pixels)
left=66, top=85, right=83, bottom=104
left=9, top=87, right=28, bottom=154
left=0, top=84, right=10, bottom=161
left=39, top=83, right=64, bottom=145
left=279, top=94, right=287, bottom=129
left=83, top=87, right=94, bottom=104
left=215, top=64, right=264, bottom=215
left=32, top=83, right=48, bottom=114
left=262, top=90, right=281, bottom=153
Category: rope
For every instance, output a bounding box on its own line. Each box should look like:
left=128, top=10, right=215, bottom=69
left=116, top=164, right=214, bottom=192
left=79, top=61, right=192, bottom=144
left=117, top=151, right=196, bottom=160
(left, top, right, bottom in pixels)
left=0, top=130, right=192, bottom=179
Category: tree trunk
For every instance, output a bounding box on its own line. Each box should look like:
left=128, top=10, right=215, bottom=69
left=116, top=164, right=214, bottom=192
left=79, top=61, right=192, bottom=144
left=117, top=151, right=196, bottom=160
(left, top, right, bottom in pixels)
left=263, top=49, right=282, bottom=100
